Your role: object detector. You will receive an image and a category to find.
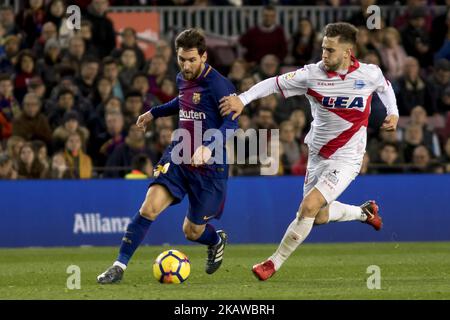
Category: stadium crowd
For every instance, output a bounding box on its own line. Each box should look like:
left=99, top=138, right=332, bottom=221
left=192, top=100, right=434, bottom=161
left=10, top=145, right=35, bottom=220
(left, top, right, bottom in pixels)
left=1, top=0, right=450, bottom=179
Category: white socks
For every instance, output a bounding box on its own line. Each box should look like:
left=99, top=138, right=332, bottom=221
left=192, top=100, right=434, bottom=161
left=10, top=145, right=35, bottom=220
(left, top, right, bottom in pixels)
left=328, top=201, right=366, bottom=222
left=113, top=261, right=127, bottom=270
left=270, top=215, right=315, bottom=271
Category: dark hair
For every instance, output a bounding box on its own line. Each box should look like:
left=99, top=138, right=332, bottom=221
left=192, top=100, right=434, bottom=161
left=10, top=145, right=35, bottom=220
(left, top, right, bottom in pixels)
left=81, top=55, right=100, bottom=66
left=324, top=22, right=358, bottom=45
left=132, top=71, right=148, bottom=83
left=0, top=73, right=12, bottom=82
left=381, top=142, right=399, bottom=153
left=125, top=90, right=142, bottom=100
left=131, top=154, right=150, bottom=172
left=175, top=28, right=207, bottom=55
left=102, top=56, right=118, bottom=66
left=58, top=88, right=75, bottom=99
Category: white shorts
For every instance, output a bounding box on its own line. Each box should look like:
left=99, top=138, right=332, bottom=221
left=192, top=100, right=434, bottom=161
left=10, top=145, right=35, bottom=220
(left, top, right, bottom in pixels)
left=303, top=152, right=362, bottom=204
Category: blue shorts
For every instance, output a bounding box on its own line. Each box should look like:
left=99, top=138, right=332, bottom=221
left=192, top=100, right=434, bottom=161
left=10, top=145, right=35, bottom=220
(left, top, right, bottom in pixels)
left=149, top=161, right=227, bottom=225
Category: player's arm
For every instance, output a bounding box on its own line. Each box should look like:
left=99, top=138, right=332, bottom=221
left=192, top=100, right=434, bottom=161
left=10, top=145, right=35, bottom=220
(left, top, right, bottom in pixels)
left=219, top=68, right=308, bottom=120
left=136, top=97, right=179, bottom=132
left=373, top=67, right=399, bottom=131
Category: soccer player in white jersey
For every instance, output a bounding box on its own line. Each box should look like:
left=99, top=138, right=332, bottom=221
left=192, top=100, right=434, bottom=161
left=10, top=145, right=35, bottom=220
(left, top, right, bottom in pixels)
left=219, top=22, right=399, bottom=281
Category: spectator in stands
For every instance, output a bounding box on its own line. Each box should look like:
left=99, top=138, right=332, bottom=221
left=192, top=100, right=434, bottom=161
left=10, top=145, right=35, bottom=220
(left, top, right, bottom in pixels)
left=347, top=0, right=376, bottom=27
left=16, top=0, right=47, bottom=48
left=123, top=90, right=143, bottom=130
left=78, top=20, right=100, bottom=58
left=132, top=72, right=161, bottom=112
left=394, top=0, right=433, bottom=33
left=432, top=2, right=450, bottom=51
left=52, top=110, right=90, bottom=152
left=103, top=56, right=124, bottom=101
left=400, top=6, right=433, bottom=68
left=17, top=142, right=47, bottom=179
left=289, top=109, right=307, bottom=145
left=0, top=35, right=20, bottom=74
left=88, top=96, right=122, bottom=139
left=439, top=87, right=450, bottom=117
left=6, top=135, right=25, bottom=170
left=27, top=76, right=47, bottom=100
left=75, top=56, right=100, bottom=99
left=147, top=55, right=173, bottom=103
left=0, top=153, right=17, bottom=179
left=434, top=24, right=450, bottom=64
left=406, top=105, right=442, bottom=158
left=367, top=129, right=401, bottom=162
left=90, top=77, right=113, bottom=109
left=104, top=124, right=155, bottom=178
left=279, top=120, right=300, bottom=175
left=32, top=139, right=49, bottom=173
left=379, top=27, right=407, bottom=81
left=64, top=131, right=93, bottom=179
left=155, top=39, right=177, bottom=80
left=32, top=21, right=57, bottom=57
left=0, top=74, right=20, bottom=137
left=228, top=59, right=249, bottom=89
left=45, top=0, right=74, bottom=49
left=36, top=37, right=62, bottom=89
left=441, top=136, right=450, bottom=172
left=119, top=48, right=139, bottom=94
left=14, top=50, right=37, bottom=103
left=253, top=54, right=280, bottom=82
left=427, top=59, right=450, bottom=114
left=84, top=0, right=116, bottom=58
left=12, top=93, right=52, bottom=146
left=0, top=5, right=20, bottom=37
left=239, top=5, right=287, bottom=65
left=402, top=123, right=426, bottom=163
left=46, top=151, right=73, bottom=179
left=92, top=111, right=125, bottom=168
left=47, top=88, right=80, bottom=129
left=112, top=27, right=145, bottom=70
left=152, top=127, right=173, bottom=161
left=354, top=26, right=370, bottom=59
left=374, top=142, right=404, bottom=174
left=124, top=154, right=153, bottom=179
left=160, top=78, right=177, bottom=99
left=291, top=18, right=316, bottom=67
left=62, top=35, right=86, bottom=75
left=408, top=144, right=433, bottom=173
left=395, top=57, right=436, bottom=116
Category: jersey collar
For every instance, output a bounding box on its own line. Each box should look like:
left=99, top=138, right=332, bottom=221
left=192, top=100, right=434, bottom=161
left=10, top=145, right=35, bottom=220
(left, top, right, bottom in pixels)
left=324, top=55, right=360, bottom=80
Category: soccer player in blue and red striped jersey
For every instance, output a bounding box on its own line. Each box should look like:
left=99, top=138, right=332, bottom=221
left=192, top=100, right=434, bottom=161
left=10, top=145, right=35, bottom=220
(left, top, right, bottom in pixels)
left=98, top=29, right=238, bottom=284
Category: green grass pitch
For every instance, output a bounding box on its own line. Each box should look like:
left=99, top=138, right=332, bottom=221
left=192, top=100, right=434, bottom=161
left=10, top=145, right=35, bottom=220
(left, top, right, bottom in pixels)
left=1, top=242, right=449, bottom=300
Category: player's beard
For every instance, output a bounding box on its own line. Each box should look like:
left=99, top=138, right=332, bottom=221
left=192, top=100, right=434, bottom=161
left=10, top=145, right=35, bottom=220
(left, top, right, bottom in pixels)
left=324, top=60, right=341, bottom=72
left=182, top=65, right=202, bottom=80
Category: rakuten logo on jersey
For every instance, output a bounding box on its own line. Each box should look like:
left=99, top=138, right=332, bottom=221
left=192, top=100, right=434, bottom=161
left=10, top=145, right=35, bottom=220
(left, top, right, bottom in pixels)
left=179, top=109, right=206, bottom=121
left=322, top=96, right=364, bottom=109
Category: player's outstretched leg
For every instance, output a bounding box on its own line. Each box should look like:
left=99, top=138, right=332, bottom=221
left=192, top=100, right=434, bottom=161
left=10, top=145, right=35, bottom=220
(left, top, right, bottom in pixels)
left=182, top=218, right=227, bottom=274
left=314, top=200, right=382, bottom=231
left=97, top=185, right=174, bottom=284
left=252, top=188, right=326, bottom=281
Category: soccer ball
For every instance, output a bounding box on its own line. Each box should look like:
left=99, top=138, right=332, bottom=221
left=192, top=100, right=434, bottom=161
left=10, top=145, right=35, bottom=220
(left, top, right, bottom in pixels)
left=153, top=249, right=191, bottom=284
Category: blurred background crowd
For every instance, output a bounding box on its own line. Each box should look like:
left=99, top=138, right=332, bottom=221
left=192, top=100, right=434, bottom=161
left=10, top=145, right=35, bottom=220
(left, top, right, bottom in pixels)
left=1, top=0, right=450, bottom=180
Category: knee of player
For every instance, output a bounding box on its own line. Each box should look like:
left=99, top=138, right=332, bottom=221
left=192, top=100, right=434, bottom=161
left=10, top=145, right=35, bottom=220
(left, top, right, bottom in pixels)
left=183, top=229, right=201, bottom=241
left=139, top=203, right=160, bottom=220
left=299, top=199, right=321, bottom=217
